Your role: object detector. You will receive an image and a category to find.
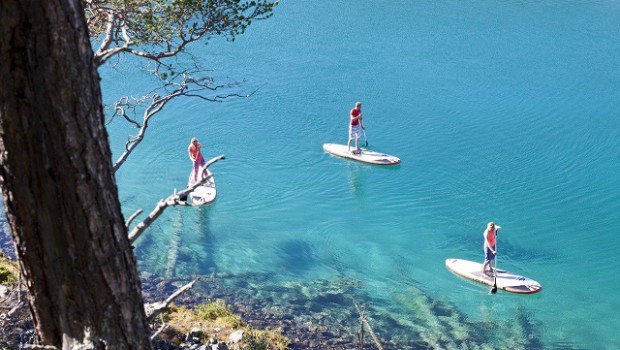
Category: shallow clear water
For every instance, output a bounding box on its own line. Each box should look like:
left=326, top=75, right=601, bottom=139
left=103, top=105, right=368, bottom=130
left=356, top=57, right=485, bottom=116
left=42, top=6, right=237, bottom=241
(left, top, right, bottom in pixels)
left=98, top=1, right=620, bottom=348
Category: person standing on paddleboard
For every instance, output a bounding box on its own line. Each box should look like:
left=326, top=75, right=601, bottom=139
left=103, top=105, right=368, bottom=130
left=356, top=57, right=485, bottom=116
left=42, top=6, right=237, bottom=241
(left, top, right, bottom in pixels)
left=188, top=137, right=206, bottom=185
left=347, top=102, right=365, bottom=154
left=482, top=222, right=502, bottom=276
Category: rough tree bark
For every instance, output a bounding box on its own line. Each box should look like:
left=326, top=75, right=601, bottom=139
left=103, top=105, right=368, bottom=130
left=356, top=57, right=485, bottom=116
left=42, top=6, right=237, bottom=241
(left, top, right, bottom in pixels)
left=0, top=0, right=151, bottom=348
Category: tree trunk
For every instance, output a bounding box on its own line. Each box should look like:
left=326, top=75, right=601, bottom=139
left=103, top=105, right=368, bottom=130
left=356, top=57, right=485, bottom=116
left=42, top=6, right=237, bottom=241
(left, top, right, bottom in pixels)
left=0, top=1, right=151, bottom=348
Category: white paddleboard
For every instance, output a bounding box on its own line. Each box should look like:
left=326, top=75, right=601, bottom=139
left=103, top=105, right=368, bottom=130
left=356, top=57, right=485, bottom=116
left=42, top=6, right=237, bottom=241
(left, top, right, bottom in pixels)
left=445, top=258, right=542, bottom=294
left=323, top=143, right=400, bottom=165
left=188, top=169, right=217, bottom=206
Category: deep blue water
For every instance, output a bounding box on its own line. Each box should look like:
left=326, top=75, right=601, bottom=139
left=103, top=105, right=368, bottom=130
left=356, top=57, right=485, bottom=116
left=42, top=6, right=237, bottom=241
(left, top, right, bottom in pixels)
left=81, top=1, right=620, bottom=348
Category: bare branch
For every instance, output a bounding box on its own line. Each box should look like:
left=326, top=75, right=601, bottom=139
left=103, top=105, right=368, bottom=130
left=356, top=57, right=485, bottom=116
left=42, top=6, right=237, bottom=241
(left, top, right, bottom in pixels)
left=106, top=97, right=143, bottom=127
left=125, top=209, right=143, bottom=229
left=150, top=322, right=168, bottom=342
left=353, top=299, right=385, bottom=350
left=128, top=155, right=225, bottom=243
left=94, top=11, right=116, bottom=58
left=111, top=90, right=184, bottom=172
left=145, top=278, right=199, bottom=323
left=110, top=72, right=254, bottom=172
left=121, top=25, right=131, bottom=43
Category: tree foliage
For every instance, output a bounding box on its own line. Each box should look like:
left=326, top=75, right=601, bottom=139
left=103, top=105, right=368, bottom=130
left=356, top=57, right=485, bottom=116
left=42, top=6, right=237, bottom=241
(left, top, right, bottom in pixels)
left=86, top=0, right=278, bottom=66
left=91, top=1, right=274, bottom=174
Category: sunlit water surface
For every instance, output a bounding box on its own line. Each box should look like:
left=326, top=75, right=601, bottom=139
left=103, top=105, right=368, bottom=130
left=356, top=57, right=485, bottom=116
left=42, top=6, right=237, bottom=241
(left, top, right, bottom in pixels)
left=95, top=1, right=620, bottom=348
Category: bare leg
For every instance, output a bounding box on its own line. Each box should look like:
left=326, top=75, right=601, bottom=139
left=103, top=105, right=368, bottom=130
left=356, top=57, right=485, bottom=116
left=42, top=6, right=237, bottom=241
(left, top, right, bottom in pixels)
left=482, top=261, right=490, bottom=274
left=193, top=163, right=199, bottom=182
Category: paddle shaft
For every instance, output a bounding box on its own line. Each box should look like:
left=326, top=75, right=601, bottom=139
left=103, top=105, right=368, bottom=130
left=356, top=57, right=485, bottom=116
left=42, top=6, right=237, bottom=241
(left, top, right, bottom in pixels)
left=362, top=127, right=368, bottom=147
left=491, top=232, right=498, bottom=294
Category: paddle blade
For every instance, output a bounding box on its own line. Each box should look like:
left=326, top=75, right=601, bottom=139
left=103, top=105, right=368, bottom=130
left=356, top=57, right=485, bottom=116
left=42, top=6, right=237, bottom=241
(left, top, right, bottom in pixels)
left=490, top=278, right=498, bottom=294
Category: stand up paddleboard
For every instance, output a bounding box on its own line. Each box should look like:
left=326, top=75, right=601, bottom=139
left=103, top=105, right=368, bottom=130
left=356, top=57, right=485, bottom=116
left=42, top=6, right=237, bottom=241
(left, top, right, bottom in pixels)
left=445, top=259, right=542, bottom=294
left=323, top=143, right=400, bottom=165
left=188, top=169, right=217, bottom=206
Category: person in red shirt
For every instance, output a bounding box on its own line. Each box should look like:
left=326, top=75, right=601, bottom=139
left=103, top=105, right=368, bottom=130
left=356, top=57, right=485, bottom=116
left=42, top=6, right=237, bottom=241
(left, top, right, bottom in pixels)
left=188, top=137, right=206, bottom=185
left=482, top=221, right=502, bottom=276
left=347, top=102, right=365, bottom=154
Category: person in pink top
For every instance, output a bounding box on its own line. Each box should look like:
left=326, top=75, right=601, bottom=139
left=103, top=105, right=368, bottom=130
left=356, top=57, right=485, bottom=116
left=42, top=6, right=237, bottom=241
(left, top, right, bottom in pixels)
left=347, top=101, right=365, bottom=154
left=482, top=221, right=502, bottom=275
left=188, top=137, right=206, bottom=184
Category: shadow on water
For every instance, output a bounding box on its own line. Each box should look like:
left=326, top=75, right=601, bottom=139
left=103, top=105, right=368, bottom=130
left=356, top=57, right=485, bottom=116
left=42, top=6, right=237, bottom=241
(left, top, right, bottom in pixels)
left=170, top=206, right=218, bottom=277
left=275, top=239, right=315, bottom=274
left=194, top=206, right=217, bottom=276
left=135, top=205, right=218, bottom=277
left=135, top=223, right=165, bottom=276
left=164, top=209, right=183, bottom=278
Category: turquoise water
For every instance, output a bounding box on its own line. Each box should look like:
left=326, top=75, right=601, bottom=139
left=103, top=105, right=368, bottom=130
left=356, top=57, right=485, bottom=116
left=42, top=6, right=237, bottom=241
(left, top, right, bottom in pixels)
left=101, top=1, right=620, bottom=349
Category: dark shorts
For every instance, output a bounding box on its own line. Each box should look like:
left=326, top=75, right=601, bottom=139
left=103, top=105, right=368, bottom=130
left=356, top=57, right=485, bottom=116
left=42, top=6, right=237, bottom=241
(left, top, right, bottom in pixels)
left=485, top=246, right=496, bottom=262
left=194, top=158, right=206, bottom=169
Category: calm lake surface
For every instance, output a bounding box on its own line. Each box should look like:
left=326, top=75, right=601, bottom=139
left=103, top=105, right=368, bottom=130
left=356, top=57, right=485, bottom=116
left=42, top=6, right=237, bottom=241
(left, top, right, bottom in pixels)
left=100, top=1, right=619, bottom=349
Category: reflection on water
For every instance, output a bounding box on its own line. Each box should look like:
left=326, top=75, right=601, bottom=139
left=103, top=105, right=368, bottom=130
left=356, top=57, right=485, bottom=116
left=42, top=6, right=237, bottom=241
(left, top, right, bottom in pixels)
left=346, top=162, right=364, bottom=201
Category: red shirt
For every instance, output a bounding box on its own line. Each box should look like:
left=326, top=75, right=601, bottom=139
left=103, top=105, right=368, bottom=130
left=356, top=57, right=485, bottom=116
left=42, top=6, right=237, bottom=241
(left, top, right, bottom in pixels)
left=487, top=230, right=496, bottom=247
left=350, top=108, right=361, bottom=126
left=188, top=145, right=204, bottom=163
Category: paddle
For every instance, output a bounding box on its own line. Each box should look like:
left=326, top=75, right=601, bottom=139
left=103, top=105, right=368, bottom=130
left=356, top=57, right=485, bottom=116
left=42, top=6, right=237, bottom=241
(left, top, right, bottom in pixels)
left=490, top=231, right=498, bottom=294
left=362, top=127, right=368, bottom=147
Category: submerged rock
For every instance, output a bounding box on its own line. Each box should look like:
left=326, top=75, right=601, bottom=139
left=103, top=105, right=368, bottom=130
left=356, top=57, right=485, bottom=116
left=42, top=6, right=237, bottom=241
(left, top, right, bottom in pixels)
left=228, top=330, right=244, bottom=343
